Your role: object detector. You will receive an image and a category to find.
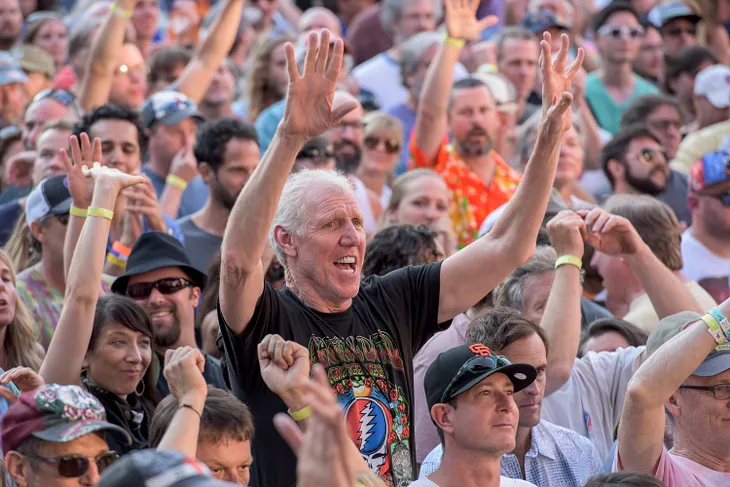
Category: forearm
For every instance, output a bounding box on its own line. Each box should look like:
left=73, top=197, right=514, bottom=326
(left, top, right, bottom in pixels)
left=542, top=264, right=582, bottom=394
left=79, top=0, right=135, bottom=110
left=63, top=214, right=85, bottom=280
left=413, top=41, right=461, bottom=160
left=626, top=243, right=703, bottom=317
left=157, top=394, right=206, bottom=457
left=42, top=185, right=118, bottom=385
left=176, top=0, right=244, bottom=103
left=159, top=186, right=184, bottom=219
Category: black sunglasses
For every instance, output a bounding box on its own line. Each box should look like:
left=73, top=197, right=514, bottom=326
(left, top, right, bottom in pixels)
left=126, top=277, right=193, bottom=299
left=33, top=89, right=76, bottom=107
left=27, top=451, right=118, bottom=478
left=666, top=26, right=696, bottom=37
left=364, top=135, right=401, bottom=154
left=440, top=353, right=513, bottom=403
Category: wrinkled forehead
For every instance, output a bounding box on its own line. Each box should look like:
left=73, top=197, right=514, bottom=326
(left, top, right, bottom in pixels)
left=304, top=183, right=362, bottom=221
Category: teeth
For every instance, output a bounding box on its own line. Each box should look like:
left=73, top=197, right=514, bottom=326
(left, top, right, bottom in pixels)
left=335, top=257, right=356, bottom=264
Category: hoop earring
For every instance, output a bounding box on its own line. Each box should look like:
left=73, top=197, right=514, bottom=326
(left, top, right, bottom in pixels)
left=135, top=380, right=145, bottom=396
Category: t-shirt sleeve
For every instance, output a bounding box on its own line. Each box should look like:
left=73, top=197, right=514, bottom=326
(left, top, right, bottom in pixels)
left=616, top=448, right=693, bottom=485
left=409, top=131, right=449, bottom=172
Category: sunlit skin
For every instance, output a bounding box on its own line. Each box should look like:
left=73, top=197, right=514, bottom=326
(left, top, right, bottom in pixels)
left=448, top=85, right=499, bottom=159
left=83, top=323, right=152, bottom=398
left=33, top=19, right=68, bottom=69
left=608, top=136, right=669, bottom=195
left=596, top=12, right=642, bottom=65
left=661, top=18, right=697, bottom=57
left=88, top=119, right=142, bottom=174
left=499, top=334, right=548, bottom=429
left=5, top=433, right=111, bottom=487
left=582, top=331, right=631, bottom=354
left=277, top=186, right=366, bottom=312
left=498, top=38, right=539, bottom=101
left=109, top=44, right=146, bottom=109
left=689, top=179, right=730, bottom=241
left=360, top=129, right=401, bottom=175
left=149, top=118, right=198, bottom=170
left=644, top=104, right=682, bottom=160
left=0, top=259, right=18, bottom=328
left=389, top=175, right=450, bottom=226
left=126, top=267, right=200, bottom=350
left=32, top=128, right=70, bottom=185
left=23, top=98, right=71, bottom=150
left=199, top=138, right=261, bottom=211
left=196, top=438, right=253, bottom=486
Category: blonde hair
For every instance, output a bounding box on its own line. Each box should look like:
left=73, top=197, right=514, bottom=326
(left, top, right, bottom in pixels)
left=0, top=250, right=43, bottom=371
left=386, top=168, right=445, bottom=213
left=363, top=111, right=404, bottom=146
left=245, top=35, right=295, bottom=121
left=3, top=209, right=40, bottom=274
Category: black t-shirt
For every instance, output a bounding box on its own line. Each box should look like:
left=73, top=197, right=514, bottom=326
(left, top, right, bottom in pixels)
left=155, top=352, right=228, bottom=396
left=218, top=262, right=445, bottom=487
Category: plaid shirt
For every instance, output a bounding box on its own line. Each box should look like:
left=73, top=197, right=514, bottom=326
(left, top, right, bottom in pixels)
left=419, top=420, right=603, bottom=487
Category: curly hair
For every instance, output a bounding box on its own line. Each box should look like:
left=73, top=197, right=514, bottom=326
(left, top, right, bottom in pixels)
left=362, top=224, right=441, bottom=277
left=244, top=35, right=294, bottom=121
left=193, top=118, right=259, bottom=172
left=0, top=250, right=44, bottom=371
left=72, top=104, right=148, bottom=155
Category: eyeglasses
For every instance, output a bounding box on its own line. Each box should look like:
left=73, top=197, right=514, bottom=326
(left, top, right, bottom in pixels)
left=665, top=26, right=697, bottom=38
left=679, top=383, right=730, bottom=400
left=26, top=451, right=118, bottom=478
left=298, top=147, right=335, bottom=162
left=439, top=353, right=513, bottom=403
left=33, top=89, right=76, bottom=107
left=647, top=119, right=683, bottom=132
left=115, top=64, right=146, bottom=77
left=364, top=135, right=401, bottom=154
left=126, top=277, right=193, bottom=299
left=598, top=25, right=645, bottom=40
left=633, top=148, right=667, bottom=165
left=335, top=121, right=364, bottom=132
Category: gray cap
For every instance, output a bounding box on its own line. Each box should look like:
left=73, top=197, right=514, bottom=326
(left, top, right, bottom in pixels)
left=140, top=90, right=204, bottom=129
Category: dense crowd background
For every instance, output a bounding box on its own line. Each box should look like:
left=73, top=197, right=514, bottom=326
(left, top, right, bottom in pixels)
left=0, top=0, right=729, bottom=486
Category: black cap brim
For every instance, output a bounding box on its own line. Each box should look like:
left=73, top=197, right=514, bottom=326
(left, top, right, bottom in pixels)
left=447, top=363, right=537, bottom=401
left=111, top=259, right=207, bottom=295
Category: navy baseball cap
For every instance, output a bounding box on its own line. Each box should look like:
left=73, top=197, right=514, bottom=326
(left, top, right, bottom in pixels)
left=140, top=91, right=204, bottom=129
left=25, top=174, right=72, bottom=225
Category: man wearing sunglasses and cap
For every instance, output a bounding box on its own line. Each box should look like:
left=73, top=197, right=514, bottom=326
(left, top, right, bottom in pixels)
left=681, top=151, right=730, bottom=285
left=411, top=343, right=537, bottom=487
left=111, top=232, right=227, bottom=395
left=2, top=384, right=131, bottom=487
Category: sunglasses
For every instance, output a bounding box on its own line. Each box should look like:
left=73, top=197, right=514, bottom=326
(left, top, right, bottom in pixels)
left=440, top=353, right=513, bottom=403
left=126, top=277, right=193, bottom=299
left=665, top=26, right=696, bottom=37
left=298, top=147, right=335, bottom=162
left=33, top=89, right=76, bottom=107
left=598, top=25, right=644, bottom=40
left=27, top=451, right=118, bottom=478
left=633, top=148, right=667, bottom=165
left=364, top=135, right=400, bottom=154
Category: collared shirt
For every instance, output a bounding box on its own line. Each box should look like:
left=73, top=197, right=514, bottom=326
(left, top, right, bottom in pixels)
left=410, top=136, right=521, bottom=249
left=419, top=420, right=603, bottom=487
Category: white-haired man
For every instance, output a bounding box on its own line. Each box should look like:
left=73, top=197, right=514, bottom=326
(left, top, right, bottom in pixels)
left=218, top=12, right=582, bottom=487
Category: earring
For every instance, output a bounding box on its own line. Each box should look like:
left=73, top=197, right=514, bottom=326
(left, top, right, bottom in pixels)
left=135, top=380, right=145, bottom=396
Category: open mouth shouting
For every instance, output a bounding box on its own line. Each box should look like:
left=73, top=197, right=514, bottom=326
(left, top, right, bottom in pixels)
left=334, top=256, right=357, bottom=274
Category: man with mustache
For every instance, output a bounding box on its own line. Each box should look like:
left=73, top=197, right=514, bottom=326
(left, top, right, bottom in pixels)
left=411, top=12, right=523, bottom=248
left=327, top=90, right=365, bottom=175
left=177, top=118, right=261, bottom=274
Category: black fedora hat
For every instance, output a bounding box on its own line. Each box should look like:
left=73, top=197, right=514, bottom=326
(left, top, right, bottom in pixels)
left=111, top=232, right=207, bottom=295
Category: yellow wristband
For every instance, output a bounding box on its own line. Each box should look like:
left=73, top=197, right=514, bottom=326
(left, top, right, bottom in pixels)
left=87, top=207, right=114, bottom=221
left=445, top=35, right=465, bottom=48
left=288, top=405, right=312, bottom=421
left=110, top=2, right=133, bottom=19
left=70, top=205, right=88, bottom=218
left=701, top=314, right=727, bottom=345
left=555, top=255, right=582, bottom=270
left=106, top=253, right=127, bottom=269
left=166, top=174, right=188, bottom=191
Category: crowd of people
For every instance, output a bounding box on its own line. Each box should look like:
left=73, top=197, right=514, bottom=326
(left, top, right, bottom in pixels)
left=0, top=0, right=730, bottom=486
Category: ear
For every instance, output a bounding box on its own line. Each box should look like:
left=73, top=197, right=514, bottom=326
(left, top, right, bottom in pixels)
left=198, top=162, right=215, bottom=186
left=430, top=403, right=456, bottom=437
left=191, top=286, right=201, bottom=307
left=29, top=221, right=44, bottom=243
left=606, top=159, right=625, bottom=184
left=687, top=193, right=699, bottom=212
left=666, top=394, right=681, bottom=419
left=273, top=225, right=298, bottom=258
left=6, top=450, right=31, bottom=487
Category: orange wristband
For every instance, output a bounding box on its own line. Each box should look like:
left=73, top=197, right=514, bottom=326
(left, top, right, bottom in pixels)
left=112, top=241, right=132, bottom=257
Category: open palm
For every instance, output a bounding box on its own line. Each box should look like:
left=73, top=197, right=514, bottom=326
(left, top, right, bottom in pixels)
left=60, top=133, right=99, bottom=209
left=540, top=32, right=584, bottom=133
left=280, top=30, right=358, bottom=140
left=444, top=0, right=497, bottom=41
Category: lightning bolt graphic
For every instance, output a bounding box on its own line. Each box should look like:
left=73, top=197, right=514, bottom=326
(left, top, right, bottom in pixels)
left=357, top=402, right=376, bottom=448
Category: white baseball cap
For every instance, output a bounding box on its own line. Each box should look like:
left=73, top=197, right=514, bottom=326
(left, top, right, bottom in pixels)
left=694, top=64, right=730, bottom=109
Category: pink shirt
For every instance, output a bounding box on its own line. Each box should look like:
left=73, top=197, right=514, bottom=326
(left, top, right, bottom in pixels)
left=620, top=449, right=730, bottom=486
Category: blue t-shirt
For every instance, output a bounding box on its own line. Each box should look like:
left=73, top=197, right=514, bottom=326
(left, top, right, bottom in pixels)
left=141, top=166, right=208, bottom=219
left=585, top=73, right=659, bottom=135
left=386, top=103, right=416, bottom=176
left=255, top=99, right=286, bottom=155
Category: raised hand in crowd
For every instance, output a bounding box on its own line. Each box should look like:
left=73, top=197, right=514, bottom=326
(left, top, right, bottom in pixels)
left=258, top=334, right=311, bottom=413
left=156, top=346, right=209, bottom=457
left=273, top=365, right=374, bottom=487
left=160, top=135, right=198, bottom=219
left=0, top=367, right=44, bottom=403
left=124, top=178, right=169, bottom=233
left=444, top=0, right=497, bottom=41
left=577, top=208, right=642, bottom=257
left=538, top=32, right=584, bottom=134
left=4, top=151, right=36, bottom=188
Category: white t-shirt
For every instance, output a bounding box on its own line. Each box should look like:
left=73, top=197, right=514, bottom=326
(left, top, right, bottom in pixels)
left=681, top=229, right=730, bottom=281
left=409, top=476, right=536, bottom=487
left=352, top=52, right=469, bottom=112
left=541, top=346, right=646, bottom=460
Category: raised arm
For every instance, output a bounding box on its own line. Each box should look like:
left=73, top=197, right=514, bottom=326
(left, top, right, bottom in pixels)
left=542, top=211, right=585, bottom=394
left=437, top=33, right=584, bottom=323
left=618, top=306, right=723, bottom=473
left=41, top=163, right=145, bottom=386
left=579, top=208, right=704, bottom=317
left=175, top=0, right=245, bottom=104
left=78, top=0, right=137, bottom=112
left=220, top=30, right=357, bottom=335
left=413, top=0, right=495, bottom=165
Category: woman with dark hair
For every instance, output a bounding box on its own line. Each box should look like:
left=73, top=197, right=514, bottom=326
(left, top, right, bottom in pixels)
left=362, top=224, right=443, bottom=278
left=21, top=11, right=69, bottom=72
left=40, top=136, right=158, bottom=454
left=580, top=317, right=649, bottom=356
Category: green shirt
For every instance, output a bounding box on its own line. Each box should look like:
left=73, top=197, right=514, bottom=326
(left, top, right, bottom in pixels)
left=585, top=72, right=659, bottom=135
